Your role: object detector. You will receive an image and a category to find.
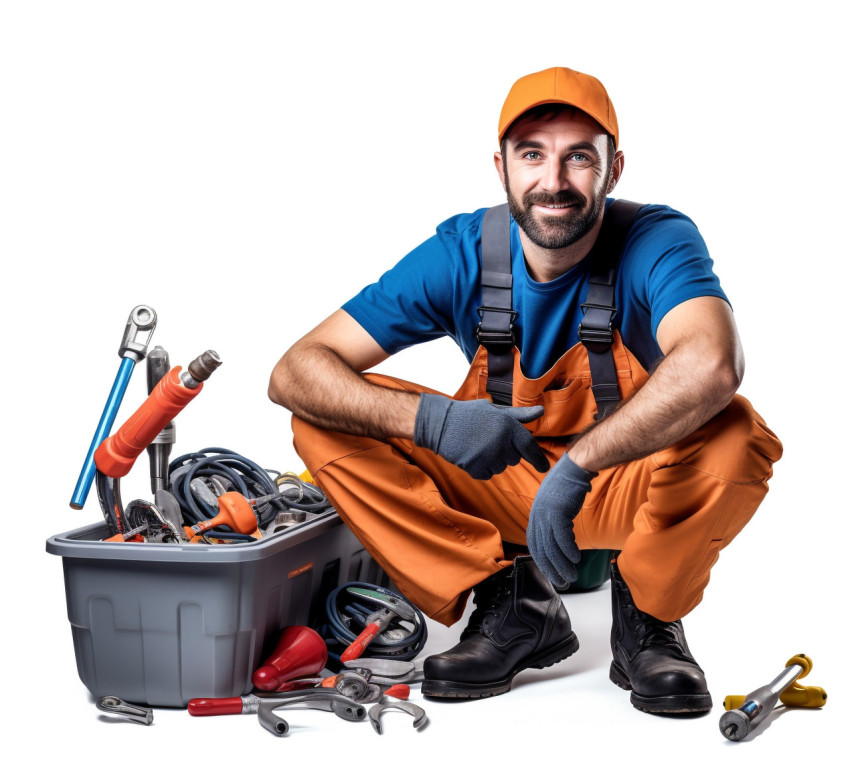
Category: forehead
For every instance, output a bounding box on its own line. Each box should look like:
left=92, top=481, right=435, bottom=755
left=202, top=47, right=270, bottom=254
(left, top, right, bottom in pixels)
left=505, top=106, right=608, bottom=148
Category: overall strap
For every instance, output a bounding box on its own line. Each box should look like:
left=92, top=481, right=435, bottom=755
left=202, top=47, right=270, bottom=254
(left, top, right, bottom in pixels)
left=477, top=203, right=515, bottom=405
left=477, top=199, right=644, bottom=412
left=579, top=199, right=644, bottom=419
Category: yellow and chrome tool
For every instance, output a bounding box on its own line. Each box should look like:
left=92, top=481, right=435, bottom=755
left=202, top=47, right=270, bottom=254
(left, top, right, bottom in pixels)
left=720, top=653, right=827, bottom=741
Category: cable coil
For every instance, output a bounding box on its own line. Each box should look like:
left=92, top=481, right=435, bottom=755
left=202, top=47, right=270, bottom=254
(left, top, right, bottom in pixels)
left=323, top=582, right=428, bottom=663
left=168, top=447, right=330, bottom=529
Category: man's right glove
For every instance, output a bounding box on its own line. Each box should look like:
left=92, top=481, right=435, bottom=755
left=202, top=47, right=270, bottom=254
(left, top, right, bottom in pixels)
left=413, top=394, right=549, bottom=480
left=526, top=453, right=596, bottom=587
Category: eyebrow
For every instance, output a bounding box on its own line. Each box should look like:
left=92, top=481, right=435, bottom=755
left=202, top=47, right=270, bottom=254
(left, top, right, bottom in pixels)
left=512, top=140, right=600, bottom=155
left=513, top=140, right=546, bottom=152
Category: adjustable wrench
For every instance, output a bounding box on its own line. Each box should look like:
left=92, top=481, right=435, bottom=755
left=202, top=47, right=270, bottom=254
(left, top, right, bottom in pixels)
left=70, top=305, right=157, bottom=509
left=188, top=673, right=385, bottom=716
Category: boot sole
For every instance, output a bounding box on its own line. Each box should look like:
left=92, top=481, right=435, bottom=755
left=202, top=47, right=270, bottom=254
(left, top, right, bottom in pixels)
left=421, top=631, right=579, bottom=700
left=609, top=661, right=713, bottom=714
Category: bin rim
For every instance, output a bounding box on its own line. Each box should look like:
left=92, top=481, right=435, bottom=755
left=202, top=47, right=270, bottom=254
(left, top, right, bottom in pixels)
left=45, top=510, right=341, bottom=564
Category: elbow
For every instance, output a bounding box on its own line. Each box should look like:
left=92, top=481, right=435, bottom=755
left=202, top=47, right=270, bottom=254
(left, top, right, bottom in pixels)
left=267, top=377, right=284, bottom=407
left=708, top=352, right=744, bottom=408
left=267, top=353, right=292, bottom=408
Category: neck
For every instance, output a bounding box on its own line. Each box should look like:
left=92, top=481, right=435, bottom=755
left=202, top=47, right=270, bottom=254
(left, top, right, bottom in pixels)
left=520, top=217, right=605, bottom=283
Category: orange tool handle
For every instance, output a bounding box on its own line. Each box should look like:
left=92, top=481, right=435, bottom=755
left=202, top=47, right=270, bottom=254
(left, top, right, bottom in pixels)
left=385, top=685, right=410, bottom=700
left=94, top=367, right=201, bottom=478
left=340, top=623, right=381, bottom=663
left=191, top=492, right=258, bottom=536
left=187, top=697, right=245, bottom=716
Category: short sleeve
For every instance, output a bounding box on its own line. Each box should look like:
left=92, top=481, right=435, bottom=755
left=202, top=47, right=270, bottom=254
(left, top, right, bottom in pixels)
left=620, top=206, right=729, bottom=338
left=342, top=226, right=468, bottom=355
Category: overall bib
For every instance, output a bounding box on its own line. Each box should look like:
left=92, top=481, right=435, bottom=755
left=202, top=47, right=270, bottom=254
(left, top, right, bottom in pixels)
left=292, top=206, right=783, bottom=627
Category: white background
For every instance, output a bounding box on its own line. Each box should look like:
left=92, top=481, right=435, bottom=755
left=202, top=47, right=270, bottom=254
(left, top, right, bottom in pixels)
left=1, top=1, right=845, bottom=773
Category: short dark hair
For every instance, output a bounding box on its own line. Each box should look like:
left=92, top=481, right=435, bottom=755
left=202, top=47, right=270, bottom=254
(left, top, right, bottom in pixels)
left=500, top=103, right=616, bottom=164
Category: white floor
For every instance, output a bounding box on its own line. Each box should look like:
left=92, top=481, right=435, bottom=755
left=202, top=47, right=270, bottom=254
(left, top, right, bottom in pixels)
left=13, top=553, right=841, bottom=776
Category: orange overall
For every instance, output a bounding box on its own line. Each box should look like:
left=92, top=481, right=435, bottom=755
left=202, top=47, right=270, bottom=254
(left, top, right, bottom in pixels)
left=293, top=332, right=782, bottom=627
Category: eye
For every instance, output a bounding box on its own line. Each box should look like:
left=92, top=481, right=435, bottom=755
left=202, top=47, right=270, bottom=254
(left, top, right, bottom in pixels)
left=523, top=151, right=542, bottom=161
left=567, top=152, right=594, bottom=168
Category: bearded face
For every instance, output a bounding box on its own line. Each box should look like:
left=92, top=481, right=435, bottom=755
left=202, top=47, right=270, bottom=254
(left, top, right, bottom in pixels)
left=498, top=106, right=616, bottom=252
left=505, top=168, right=609, bottom=250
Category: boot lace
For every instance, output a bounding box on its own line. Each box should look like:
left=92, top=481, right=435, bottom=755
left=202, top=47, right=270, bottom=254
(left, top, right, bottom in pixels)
left=633, top=610, right=695, bottom=663
left=460, top=573, right=513, bottom=640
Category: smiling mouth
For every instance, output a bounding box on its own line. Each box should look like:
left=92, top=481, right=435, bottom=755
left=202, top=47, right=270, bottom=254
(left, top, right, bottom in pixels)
left=535, top=203, right=575, bottom=211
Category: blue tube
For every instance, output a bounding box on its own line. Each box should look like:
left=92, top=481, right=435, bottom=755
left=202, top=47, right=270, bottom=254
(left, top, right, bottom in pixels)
left=69, top=357, right=137, bottom=509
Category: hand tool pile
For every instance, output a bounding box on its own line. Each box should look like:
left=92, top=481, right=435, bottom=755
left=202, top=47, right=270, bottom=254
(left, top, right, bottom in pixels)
left=69, top=305, right=330, bottom=545
left=188, top=625, right=428, bottom=737
left=98, top=624, right=429, bottom=736
left=69, top=306, right=432, bottom=737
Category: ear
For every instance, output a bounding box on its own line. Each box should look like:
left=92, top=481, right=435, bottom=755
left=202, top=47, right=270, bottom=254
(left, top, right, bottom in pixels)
left=493, top=151, right=507, bottom=192
left=607, top=150, right=625, bottom=193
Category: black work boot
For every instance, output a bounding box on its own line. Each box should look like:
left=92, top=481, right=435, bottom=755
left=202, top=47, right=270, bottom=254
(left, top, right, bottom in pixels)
left=609, top=558, right=712, bottom=714
left=421, top=556, right=579, bottom=699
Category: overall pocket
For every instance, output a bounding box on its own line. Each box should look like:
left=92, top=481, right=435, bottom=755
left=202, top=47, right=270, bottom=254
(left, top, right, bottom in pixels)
left=514, top=377, right=596, bottom=438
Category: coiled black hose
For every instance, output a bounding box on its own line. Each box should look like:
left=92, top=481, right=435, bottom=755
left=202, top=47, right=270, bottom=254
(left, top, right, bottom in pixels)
left=167, top=447, right=329, bottom=528
left=322, top=582, right=427, bottom=663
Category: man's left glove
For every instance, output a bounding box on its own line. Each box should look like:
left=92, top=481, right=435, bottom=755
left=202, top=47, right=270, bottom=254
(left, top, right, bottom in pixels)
left=526, top=453, right=597, bottom=587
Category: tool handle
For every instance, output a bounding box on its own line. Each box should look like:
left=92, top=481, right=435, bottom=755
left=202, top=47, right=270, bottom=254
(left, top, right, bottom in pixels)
left=187, top=697, right=245, bottom=716
left=70, top=358, right=137, bottom=509
left=186, top=492, right=259, bottom=538
left=95, top=367, right=201, bottom=478
left=146, top=346, right=171, bottom=393
left=340, top=623, right=382, bottom=663
left=103, top=533, right=144, bottom=543
left=384, top=684, right=410, bottom=700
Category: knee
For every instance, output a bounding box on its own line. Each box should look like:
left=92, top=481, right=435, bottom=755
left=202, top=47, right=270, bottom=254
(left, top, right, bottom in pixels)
left=292, top=372, right=437, bottom=475
left=290, top=413, right=331, bottom=475
left=674, top=395, right=783, bottom=483
left=290, top=414, right=383, bottom=477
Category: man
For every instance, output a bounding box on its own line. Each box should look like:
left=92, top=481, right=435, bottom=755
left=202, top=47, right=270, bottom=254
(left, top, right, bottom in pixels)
left=268, top=67, right=782, bottom=715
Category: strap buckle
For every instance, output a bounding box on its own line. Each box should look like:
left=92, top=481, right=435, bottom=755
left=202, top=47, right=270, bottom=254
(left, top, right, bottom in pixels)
left=579, top=302, right=616, bottom=354
left=578, top=322, right=614, bottom=354
left=476, top=306, right=517, bottom=351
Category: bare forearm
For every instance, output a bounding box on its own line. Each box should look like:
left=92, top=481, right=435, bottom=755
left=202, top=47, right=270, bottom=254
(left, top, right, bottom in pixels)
left=569, top=342, right=741, bottom=472
left=269, top=343, right=420, bottom=440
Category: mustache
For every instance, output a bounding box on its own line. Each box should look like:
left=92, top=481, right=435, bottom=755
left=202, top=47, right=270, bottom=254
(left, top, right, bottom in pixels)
left=523, top=191, right=587, bottom=209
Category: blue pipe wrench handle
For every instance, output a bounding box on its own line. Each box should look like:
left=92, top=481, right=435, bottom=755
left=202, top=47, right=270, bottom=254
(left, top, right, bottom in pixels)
left=70, top=357, right=137, bottom=509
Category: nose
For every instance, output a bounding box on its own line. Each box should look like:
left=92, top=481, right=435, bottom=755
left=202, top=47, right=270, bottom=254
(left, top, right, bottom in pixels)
left=540, top=157, right=569, bottom=193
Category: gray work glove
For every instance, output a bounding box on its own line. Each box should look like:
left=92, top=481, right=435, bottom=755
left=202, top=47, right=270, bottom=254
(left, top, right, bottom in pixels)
left=414, top=394, right=549, bottom=480
left=526, top=454, right=596, bottom=587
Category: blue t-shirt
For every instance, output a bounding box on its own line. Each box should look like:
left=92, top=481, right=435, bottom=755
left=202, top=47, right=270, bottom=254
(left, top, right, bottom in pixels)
left=342, top=200, right=728, bottom=378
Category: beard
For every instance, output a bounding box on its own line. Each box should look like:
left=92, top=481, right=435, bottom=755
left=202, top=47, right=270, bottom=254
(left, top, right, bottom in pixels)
left=506, top=175, right=608, bottom=250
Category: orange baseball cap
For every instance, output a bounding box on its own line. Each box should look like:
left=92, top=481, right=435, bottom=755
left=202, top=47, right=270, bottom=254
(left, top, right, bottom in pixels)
left=498, top=66, right=619, bottom=148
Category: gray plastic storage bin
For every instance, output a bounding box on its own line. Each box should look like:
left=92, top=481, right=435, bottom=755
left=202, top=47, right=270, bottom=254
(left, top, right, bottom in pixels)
left=46, top=511, right=387, bottom=707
